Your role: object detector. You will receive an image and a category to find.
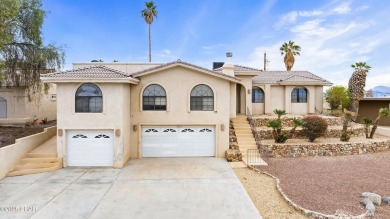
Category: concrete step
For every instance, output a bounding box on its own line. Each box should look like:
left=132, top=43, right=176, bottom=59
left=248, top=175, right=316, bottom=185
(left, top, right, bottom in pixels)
left=234, top=130, right=253, bottom=134
left=233, top=126, right=251, bottom=130
left=21, top=157, right=62, bottom=164
left=235, top=133, right=254, bottom=137
left=233, top=124, right=250, bottom=130
left=14, top=162, right=60, bottom=170
left=237, top=140, right=257, bottom=145
left=26, top=153, right=57, bottom=158
left=6, top=164, right=62, bottom=177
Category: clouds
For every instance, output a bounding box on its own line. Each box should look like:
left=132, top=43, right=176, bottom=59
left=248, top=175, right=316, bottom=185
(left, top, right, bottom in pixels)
left=239, top=1, right=389, bottom=89
left=275, top=10, right=323, bottom=29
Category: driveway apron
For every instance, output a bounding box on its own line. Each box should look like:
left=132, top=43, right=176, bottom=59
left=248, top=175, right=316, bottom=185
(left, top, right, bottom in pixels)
left=0, top=158, right=261, bottom=219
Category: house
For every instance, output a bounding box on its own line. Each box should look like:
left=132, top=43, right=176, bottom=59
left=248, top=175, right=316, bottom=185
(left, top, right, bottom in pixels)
left=357, top=98, right=390, bottom=126
left=0, top=86, right=57, bottom=127
left=40, top=56, right=331, bottom=168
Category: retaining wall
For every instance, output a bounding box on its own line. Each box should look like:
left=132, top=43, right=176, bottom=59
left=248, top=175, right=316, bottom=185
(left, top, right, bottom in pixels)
left=264, top=139, right=390, bottom=158
left=0, top=126, right=56, bottom=179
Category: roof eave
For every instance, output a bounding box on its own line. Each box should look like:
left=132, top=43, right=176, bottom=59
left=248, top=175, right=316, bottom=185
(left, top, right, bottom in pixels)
left=40, top=77, right=140, bottom=84
left=278, top=81, right=333, bottom=86
left=234, top=72, right=259, bottom=76
left=132, top=62, right=241, bottom=82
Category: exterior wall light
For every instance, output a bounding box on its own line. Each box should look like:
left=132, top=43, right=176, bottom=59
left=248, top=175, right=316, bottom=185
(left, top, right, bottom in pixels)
left=115, top=129, right=121, bottom=137
left=58, top=129, right=63, bottom=137
left=133, top=125, right=138, bottom=132
left=221, top=124, right=225, bottom=131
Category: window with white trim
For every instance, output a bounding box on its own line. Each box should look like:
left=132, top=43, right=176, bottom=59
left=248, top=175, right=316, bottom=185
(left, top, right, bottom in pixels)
left=75, top=83, right=103, bottom=113
left=190, top=84, right=214, bottom=111
left=143, top=84, right=167, bottom=110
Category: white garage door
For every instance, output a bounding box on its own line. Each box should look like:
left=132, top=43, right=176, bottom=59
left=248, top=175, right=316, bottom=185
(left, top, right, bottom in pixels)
left=142, top=126, right=215, bottom=157
left=67, top=130, right=114, bottom=166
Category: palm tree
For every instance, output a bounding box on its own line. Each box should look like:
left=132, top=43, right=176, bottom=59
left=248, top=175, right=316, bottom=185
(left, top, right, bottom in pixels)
left=290, top=117, right=305, bottom=138
left=141, top=1, right=158, bottom=62
left=348, top=62, right=371, bottom=121
left=369, top=108, right=390, bottom=138
left=280, top=40, right=301, bottom=71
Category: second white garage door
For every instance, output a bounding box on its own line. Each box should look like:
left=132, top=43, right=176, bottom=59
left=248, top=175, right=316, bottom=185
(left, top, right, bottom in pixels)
left=142, top=126, right=215, bottom=157
left=67, top=130, right=114, bottom=167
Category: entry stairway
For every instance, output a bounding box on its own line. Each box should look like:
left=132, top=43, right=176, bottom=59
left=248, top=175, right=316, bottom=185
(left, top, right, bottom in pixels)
left=7, top=137, right=62, bottom=177
left=231, top=115, right=267, bottom=166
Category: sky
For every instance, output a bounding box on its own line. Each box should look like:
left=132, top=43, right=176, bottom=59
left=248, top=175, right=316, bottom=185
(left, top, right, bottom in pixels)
left=41, top=0, right=390, bottom=89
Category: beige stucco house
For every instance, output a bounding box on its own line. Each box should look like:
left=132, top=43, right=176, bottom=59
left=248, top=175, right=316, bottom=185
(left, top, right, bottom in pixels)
left=0, top=86, right=57, bottom=127
left=40, top=59, right=331, bottom=168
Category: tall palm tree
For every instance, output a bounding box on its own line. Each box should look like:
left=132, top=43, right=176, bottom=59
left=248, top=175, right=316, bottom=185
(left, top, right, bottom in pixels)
left=348, top=62, right=371, bottom=121
left=141, top=1, right=158, bottom=62
left=280, top=40, right=301, bottom=71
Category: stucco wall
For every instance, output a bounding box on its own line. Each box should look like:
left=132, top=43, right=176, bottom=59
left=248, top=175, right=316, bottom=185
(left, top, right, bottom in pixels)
left=357, top=99, right=390, bottom=126
left=129, top=66, right=230, bottom=159
left=0, top=86, right=57, bottom=126
left=0, top=126, right=56, bottom=179
left=24, top=84, right=57, bottom=122
left=270, top=86, right=284, bottom=111
left=56, top=83, right=131, bottom=168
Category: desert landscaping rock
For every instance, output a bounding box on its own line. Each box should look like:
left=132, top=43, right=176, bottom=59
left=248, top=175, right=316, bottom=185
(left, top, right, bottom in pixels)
left=234, top=167, right=305, bottom=219
left=225, top=149, right=242, bottom=162
left=382, top=196, right=390, bottom=205
left=257, top=151, right=390, bottom=218
left=362, top=192, right=382, bottom=206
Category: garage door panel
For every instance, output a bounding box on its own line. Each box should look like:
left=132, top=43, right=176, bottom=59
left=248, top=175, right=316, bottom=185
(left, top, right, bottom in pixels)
left=67, top=130, right=114, bottom=167
left=142, top=126, right=215, bottom=157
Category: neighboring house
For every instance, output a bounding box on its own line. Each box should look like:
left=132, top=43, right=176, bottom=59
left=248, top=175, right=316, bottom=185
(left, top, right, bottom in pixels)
left=0, top=86, right=57, bottom=127
left=357, top=98, right=390, bottom=126
left=40, top=58, right=331, bottom=168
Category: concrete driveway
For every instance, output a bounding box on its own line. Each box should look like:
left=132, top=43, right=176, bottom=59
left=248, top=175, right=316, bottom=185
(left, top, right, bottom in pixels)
left=0, top=158, right=261, bottom=219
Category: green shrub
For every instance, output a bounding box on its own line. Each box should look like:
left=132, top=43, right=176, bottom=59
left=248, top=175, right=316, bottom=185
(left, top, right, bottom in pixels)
left=302, top=116, right=328, bottom=142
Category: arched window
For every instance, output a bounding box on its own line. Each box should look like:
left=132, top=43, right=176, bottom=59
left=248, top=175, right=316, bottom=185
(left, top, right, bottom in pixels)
left=0, top=97, right=7, bottom=118
left=252, top=87, right=264, bottom=103
left=291, top=87, right=308, bottom=103
left=143, top=84, right=167, bottom=110
left=190, top=84, right=214, bottom=111
left=75, top=83, right=103, bottom=113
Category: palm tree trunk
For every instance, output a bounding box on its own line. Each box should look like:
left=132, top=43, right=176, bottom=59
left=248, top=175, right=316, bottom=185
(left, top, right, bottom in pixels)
left=369, top=118, right=380, bottom=138
left=148, top=23, right=151, bottom=62
left=348, top=99, right=359, bottom=122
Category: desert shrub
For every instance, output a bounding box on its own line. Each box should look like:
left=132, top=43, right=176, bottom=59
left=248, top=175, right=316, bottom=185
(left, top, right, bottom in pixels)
left=302, top=116, right=328, bottom=142
left=325, top=86, right=350, bottom=111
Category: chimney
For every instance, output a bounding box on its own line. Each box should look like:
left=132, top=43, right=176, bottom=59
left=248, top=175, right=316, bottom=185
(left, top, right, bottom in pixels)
left=221, top=52, right=234, bottom=76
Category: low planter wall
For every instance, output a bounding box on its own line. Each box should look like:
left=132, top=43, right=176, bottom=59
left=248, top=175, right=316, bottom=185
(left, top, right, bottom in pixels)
left=264, top=139, right=390, bottom=158
left=252, top=116, right=343, bottom=127
left=257, top=127, right=365, bottom=140
left=0, top=126, right=57, bottom=179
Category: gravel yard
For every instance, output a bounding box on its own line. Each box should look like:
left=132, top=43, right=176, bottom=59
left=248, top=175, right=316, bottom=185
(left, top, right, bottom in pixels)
left=256, top=152, right=390, bottom=218
left=234, top=167, right=306, bottom=219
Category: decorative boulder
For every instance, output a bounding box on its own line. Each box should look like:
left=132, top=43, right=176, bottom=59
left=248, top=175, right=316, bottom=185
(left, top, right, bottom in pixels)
left=383, top=196, right=390, bottom=205
left=225, top=149, right=242, bottom=162
left=359, top=197, right=375, bottom=216
left=362, top=192, right=382, bottom=206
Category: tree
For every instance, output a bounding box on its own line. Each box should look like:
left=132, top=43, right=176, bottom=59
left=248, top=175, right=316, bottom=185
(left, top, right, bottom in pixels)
left=141, top=1, right=158, bottom=63
left=361, top=118, right=372, bottom=139
left=369, top=108, right=390, bottom=138
left=348, top=62, right=371, bottom=121
left=280, top=40, right=301, bottom=71
left=0, top=0, right=64, bottom=99
left=325, top=86, right=350, bottom=111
